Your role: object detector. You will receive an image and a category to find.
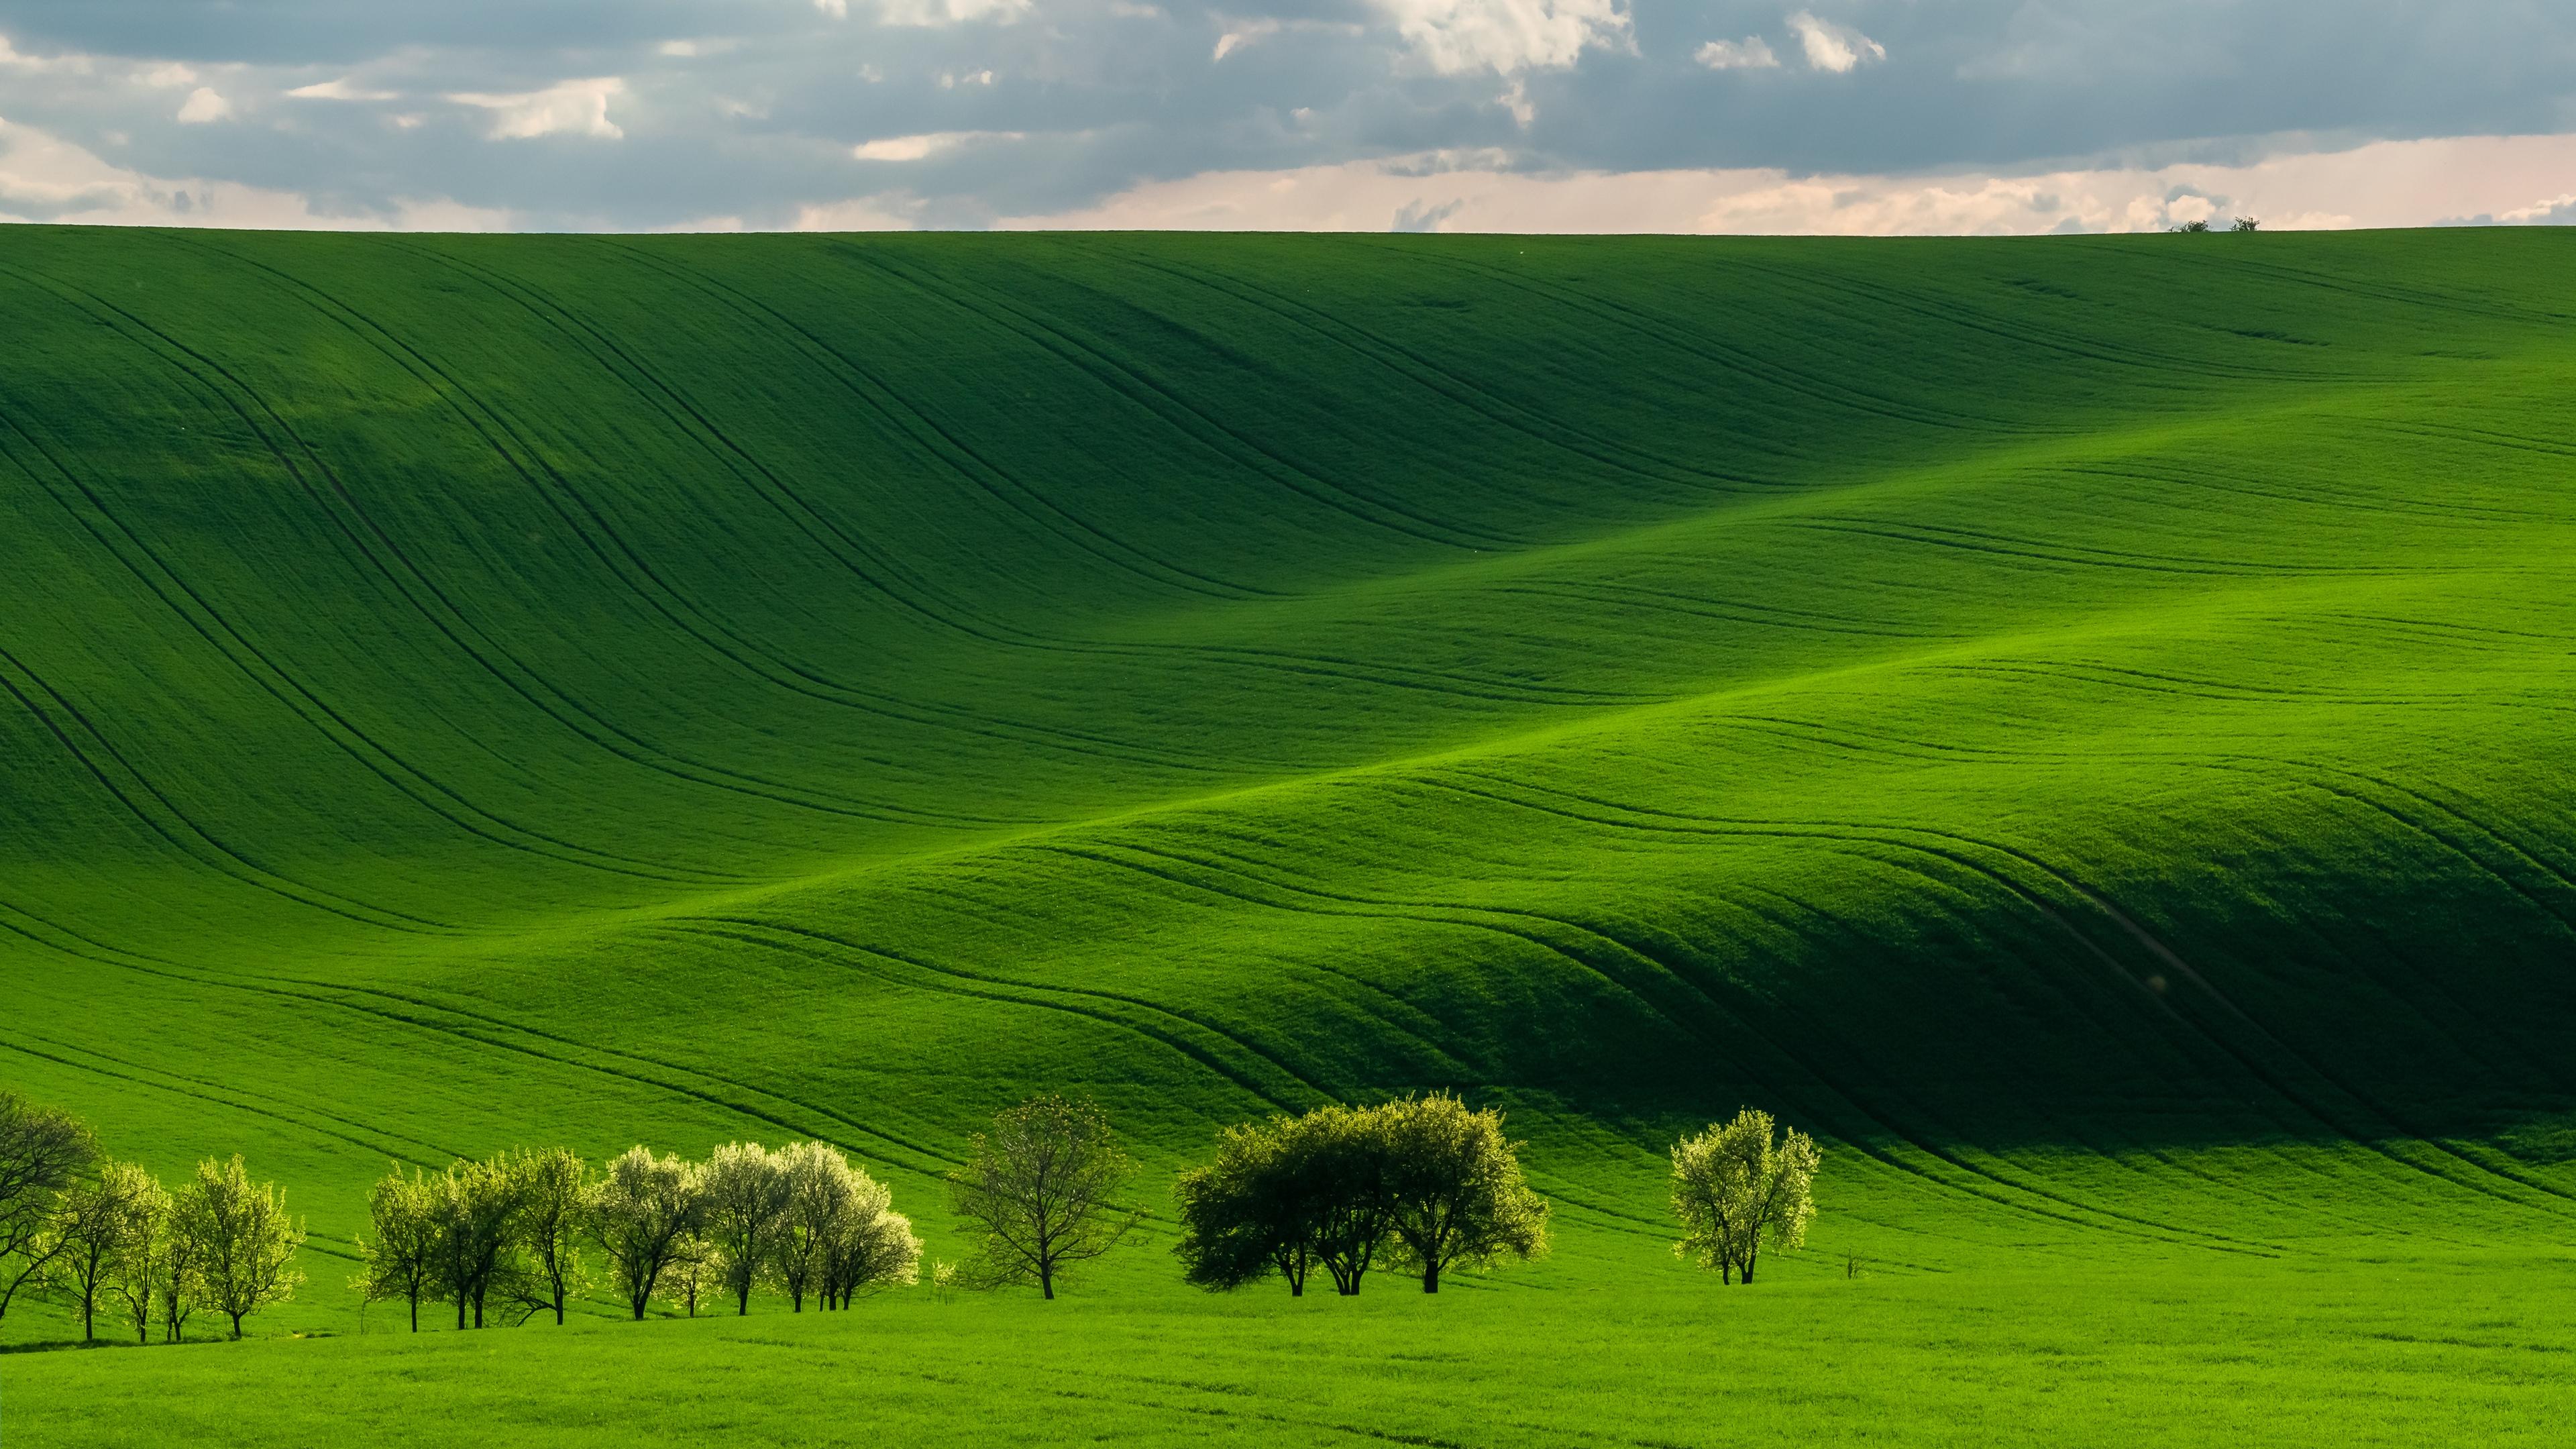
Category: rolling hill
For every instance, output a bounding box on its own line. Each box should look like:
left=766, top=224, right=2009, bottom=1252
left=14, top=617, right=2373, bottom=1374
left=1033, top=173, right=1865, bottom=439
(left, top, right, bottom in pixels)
left=3, top=224, right=2575, bottom=1444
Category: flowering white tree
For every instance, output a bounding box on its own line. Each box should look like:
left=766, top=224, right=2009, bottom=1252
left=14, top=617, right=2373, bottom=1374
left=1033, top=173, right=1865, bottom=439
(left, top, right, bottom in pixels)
left=1669, top=1108, right=1819, bottom=1285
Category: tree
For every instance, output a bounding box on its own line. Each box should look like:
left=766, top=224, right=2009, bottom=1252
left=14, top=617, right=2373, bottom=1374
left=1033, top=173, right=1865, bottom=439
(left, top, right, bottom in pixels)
left=1669, top=1108, right=1820, bottom=1285
left=103, top=1167, right=173, bottom=1345
left=40, top=1159, right=159, bottom=1341
left=818, top=1160, right=921, bottom=1309
left=172, top=1156, right=305, bottom=1339
left=947, top=1095, right=1139, bottom=1299
left=428, top=1157, right=524, bottom=1329
left=0, top=1089, right=100, bottom=1320
left=353, top=1164, right=439, bottom=1333
left=660, top=1234, right=718, bottom=1318
left=506, top=1148, right=590, bottom=1325
left=700, top=1141, right=788, bottom=1315
left=1173, top=1117, right=1324, bottom=1297
left=1297, top=1105, right=1399, bottom=1296
left=768, top=1141, right=844, bottom=1311
left=1379, top=1094, right=1549, bottom=1294
left=592, top=1146, right=703, bottom=1320
left=2172, top=219, right=2212, bottom=233
left=2230, top=216, right=2261, bottom=232
left=38, top=1161, right=146, bottom=1340
left=773, top=1141, right=918, bottom=1311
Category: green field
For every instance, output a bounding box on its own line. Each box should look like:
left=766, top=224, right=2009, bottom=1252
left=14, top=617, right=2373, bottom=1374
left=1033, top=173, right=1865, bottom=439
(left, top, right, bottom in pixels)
left=3, top=225, right=2575, bottom=1444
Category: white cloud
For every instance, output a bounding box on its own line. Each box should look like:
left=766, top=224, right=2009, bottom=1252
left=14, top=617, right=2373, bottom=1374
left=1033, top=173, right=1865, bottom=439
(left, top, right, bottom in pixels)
left=814, top=0, right=851, bottom=15
left=1697, top=37, right=1779, bottom=71
left=2492, top=193, right=2576, bottom=223
left=993, top=134, right=2576, bottom=236
left=0, top=35, right=95, bottom=75
left=852, top=130, right=1022, bottom=161
left=1786, top=11, right=1883, bottom=73
left=938, top=68, right=996, bottom=88
left=0, top=114, right=502, bottom=229
left=876, top=0, right=1033, bottom=25
left=176, top=87, right=233, bottom=124
left=447, top=77, right=626, bottom=140
left=793, top=196, right=920, bottom=229
left=1214, top=19, right=1279, bottom=60
left=287, top=78, right=397, bottom=101
left=1374, top=0, right=1631, bottom=77
left=139, top=63, right=197, bottom=89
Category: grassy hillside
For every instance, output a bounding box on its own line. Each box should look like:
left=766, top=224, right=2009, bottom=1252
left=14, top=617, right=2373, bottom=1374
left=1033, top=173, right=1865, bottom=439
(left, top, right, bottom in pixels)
left=3, top=225, right=2575, bottom=1442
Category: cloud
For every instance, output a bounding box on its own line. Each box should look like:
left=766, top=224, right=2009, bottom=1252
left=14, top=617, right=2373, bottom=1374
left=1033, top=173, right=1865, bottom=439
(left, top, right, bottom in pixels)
left=286, top=77, right=396, bottom=101
left=852, top=130, right=1023, bottom=161
left=814, top=0, right=851, bottom=14
left=794, top=196, right=921, bottom=229
left=447, top=77, right=625, bottom=140
left=993, top=134, right=2576, bottom=236
left=1697, top=38, right=1779, bottom=71
left=0, top=34, right=95, bottom=75
left=1214, top=19, right=1277, bottom=61
left=0, top=113, right=504, bottom=229
left=1374, top=0, right=1630, bottom=77
left=874, top=0, right=1033, bottom=25
left=1786, top=11, right=1884, bottom=74
left=176, top=87, right=232, bottom=123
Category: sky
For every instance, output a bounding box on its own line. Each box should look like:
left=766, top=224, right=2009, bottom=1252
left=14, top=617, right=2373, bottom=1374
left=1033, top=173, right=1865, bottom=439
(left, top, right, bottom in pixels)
left=1, top=1, right=2573, bottom=233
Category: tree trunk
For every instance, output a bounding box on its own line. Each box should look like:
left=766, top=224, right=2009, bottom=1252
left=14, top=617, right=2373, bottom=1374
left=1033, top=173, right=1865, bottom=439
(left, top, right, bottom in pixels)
left=1038, top=1260, right=1055, bottom=1300
left=229, top=1310, right=246, bottom=1340
left=456, top=1289, right=468, bottom=1330
left=409, top=1292, right=419, bottom=1334
left=1421, top=1260, right=1440, bottom=1294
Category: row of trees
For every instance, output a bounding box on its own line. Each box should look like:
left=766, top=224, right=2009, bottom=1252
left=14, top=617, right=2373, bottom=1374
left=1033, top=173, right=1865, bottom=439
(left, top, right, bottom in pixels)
left=0, top=1091, right=306, bottom=1342
left=1173, top=1093, right=1550, bottom=1295
left=3, top=1085, right=1827, bottom=1345
left=355, top=1140, right=922, bottom=1330
left=1165, top=1097, right=1820, bottom=1296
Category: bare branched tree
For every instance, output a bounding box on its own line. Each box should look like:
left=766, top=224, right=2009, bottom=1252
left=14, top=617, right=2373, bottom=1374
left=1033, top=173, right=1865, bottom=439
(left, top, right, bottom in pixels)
left=0, top=1089, right=101, bottom=1320
left=948, top=1095, right=1139, bottom=1299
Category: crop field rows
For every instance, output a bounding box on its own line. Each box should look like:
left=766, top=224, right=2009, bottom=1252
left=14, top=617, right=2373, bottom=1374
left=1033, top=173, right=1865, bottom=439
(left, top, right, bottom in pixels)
left=2, top=227, right=2575, bottom=1443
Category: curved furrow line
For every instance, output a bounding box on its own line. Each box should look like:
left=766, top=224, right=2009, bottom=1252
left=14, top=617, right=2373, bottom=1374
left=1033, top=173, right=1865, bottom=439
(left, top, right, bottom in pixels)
left=1375, top=243, right=2044, bottom=439
left=1062, top=237, right=1758, bottom=495
left=0, top=641, right=455, bottom=934
left=685, top=919, right=1318, bottom=1116
left=1035, top=834, right=2264, bottom=1248
left=0, top=335, right=718, bottom=886
left=841, top=245, right=1510, bottom=551
left=1787, top=519, right=2293, bottom=578
left=134, top=237, right=1044, bottom=832
left=593, top=237, right=1260, bottom=600
left=885, top=877, right=1483, bottom=1083
left=0, top=1026, right=465, bottom=1168
left=0, top=904, right=959, bottom=1177
left=359, top=239, right=1256, bottom=781
left=1491, top=581, right=1939, bottom=641
left=1724, top=254, right=2347, bottom=386
left=421, top=242, right=1727, bottom=714
left=2074, top=459, right=2567, bottom=527
left=1418, top=771, right=2540, bottom=1199
left=1456, top=769, right=2576, bottom=1212
left=1880, top=518, right=2357, bottom=577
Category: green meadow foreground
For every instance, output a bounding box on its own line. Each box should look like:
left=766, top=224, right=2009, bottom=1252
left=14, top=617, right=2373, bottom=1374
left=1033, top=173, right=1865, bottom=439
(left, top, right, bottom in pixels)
left=3, top=225, right=2576, bottom=1442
